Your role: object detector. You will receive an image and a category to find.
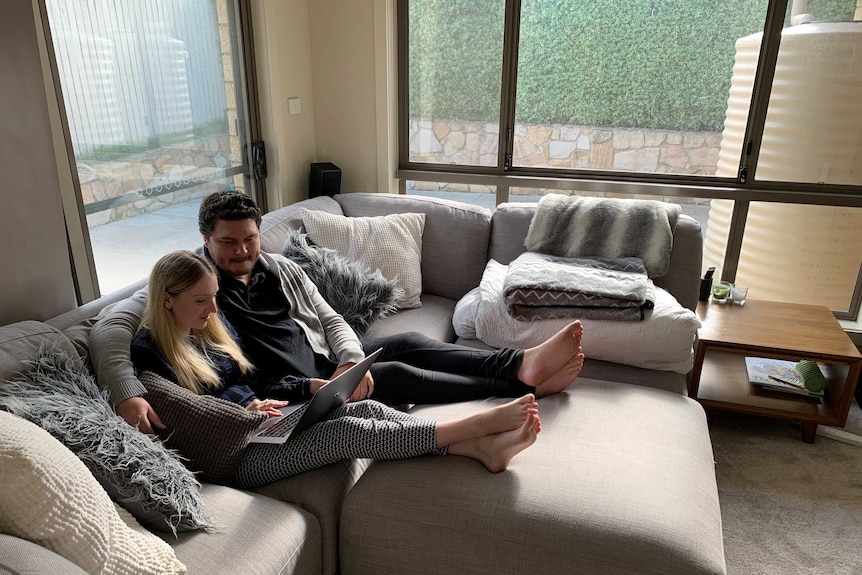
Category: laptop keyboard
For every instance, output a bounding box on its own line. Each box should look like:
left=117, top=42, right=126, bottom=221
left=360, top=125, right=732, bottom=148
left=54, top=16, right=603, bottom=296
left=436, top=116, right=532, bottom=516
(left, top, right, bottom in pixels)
left=258, top=406, right=306, bottom=438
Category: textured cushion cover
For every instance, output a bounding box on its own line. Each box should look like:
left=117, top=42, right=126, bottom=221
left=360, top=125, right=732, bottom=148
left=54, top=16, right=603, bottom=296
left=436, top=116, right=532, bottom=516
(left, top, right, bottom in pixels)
left=139, top=370, right=267, bottom=485
left=0, top=349, right=210, bottom=534
left=0, top=411, right=186, bottom=575
left=461, top=260, right=700, bottom=374
left=282, top=230, right=401, bottom=336
left=300, top=209, right=425, bottom=309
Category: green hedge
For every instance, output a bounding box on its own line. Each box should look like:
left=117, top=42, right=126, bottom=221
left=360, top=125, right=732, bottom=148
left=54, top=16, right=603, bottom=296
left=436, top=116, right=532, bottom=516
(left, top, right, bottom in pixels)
left=408, top=0, right=855, bottom=132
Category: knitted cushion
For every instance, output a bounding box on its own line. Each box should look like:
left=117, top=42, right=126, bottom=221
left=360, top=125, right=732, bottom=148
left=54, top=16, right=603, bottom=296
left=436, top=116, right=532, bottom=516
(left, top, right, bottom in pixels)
left=0, top=411, right=187, bottom=575
left=300, top=209, right=425, bottom=309
left=139, top=371, right=267, bottom=485
left=0, top=349, right=210, bottom=534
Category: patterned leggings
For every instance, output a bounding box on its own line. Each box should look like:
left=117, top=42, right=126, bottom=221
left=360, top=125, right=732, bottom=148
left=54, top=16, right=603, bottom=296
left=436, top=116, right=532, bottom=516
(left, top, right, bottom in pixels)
left=233, top=400, right=446, bottom=489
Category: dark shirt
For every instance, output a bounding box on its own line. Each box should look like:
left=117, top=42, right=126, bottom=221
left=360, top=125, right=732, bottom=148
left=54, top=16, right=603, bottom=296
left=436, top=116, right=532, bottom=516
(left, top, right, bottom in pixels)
left=215, top=260, right=334, bottom=382
left=130, top=325, right=258, bottom=406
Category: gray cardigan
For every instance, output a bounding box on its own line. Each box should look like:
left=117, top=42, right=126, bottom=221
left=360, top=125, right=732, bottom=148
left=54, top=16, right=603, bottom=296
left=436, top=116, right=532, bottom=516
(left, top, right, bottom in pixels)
left=89, top=251, right=366, bottom=406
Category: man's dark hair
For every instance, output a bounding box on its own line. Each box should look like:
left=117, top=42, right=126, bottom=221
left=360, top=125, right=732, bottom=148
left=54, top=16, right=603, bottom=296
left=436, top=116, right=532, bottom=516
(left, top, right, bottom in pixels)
left=198, top=191, right=262, bottom=237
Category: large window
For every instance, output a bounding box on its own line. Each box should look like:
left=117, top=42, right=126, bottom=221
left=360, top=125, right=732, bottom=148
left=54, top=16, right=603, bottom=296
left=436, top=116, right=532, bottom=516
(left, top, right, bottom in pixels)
left=399, top=0, right=862, bottom=318
left=43, top=0, right=262, bottom=296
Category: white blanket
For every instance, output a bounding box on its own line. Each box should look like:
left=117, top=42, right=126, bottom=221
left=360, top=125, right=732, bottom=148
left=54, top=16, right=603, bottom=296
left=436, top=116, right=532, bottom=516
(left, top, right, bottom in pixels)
left=453, top=260, right=701, bottom=374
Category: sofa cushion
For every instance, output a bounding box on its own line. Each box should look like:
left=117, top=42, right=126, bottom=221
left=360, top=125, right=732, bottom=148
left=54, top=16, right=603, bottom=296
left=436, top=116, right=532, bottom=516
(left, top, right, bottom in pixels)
left=0, top=411, right=186, bottom=575
left=300, top=209, right=425, bottom=310
left=163, top=484, right=322, bottom=575
left=282, top=230, right=401, bottom=335
left=253, top=459, right=371, bottom=575
left=139, top=370, right=267, bottom=485
left=340, top=381, right=726, bottom=575
left=0, top=349, right=211, bottom=534
left=364, top=294, right=458, bottom=342
left=336, top=193, right=493, bottom=301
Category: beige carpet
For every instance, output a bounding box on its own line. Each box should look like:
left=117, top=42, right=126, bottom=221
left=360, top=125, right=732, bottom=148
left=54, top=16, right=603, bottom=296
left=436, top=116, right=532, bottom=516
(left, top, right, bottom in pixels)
left=708, top=400, right=862, bottom=575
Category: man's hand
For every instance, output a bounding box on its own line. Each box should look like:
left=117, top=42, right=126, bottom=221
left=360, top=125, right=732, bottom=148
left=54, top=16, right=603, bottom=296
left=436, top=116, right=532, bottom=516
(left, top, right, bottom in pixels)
left=330, top=362, right=375, bottom=403
left=308, top=378, right=328, bottom=396
left=349, top=371, right=374, bottom=402
left=115, top=396, right=165, bottom=434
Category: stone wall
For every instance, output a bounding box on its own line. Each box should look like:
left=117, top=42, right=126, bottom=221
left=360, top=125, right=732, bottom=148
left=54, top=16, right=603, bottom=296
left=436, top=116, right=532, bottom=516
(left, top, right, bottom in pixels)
left=80, top=135, right=237, bottom=227
left=408, top=118, right=722, bottom=204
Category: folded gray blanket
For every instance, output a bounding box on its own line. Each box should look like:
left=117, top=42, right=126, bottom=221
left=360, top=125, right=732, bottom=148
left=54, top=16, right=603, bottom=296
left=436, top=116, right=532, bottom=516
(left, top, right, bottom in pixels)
left=524, top=194, right=681, bottom=278
left=503, top=252, right=656, bottom=321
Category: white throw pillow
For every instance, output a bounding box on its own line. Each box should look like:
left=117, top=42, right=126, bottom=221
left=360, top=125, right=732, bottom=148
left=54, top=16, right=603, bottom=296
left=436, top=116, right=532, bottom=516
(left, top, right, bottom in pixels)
left=469, top=260, right=700, bottom=374
left=0, top=411, right=187, bottom=575
left=453, top=285, right=482, bottom=340
left=300, top=209, right=425, bottom=309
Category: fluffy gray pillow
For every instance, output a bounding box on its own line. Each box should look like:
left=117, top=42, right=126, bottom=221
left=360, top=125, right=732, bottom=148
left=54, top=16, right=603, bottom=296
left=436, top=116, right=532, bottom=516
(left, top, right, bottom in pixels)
left=138, top=370, right=267, bottom=485
left=0, top=348, right=212, bottom=534
left=282, top=230, right=402, bottom=336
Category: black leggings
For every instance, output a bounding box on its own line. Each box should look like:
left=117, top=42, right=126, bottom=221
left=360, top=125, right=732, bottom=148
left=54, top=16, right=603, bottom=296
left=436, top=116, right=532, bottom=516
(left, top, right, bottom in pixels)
left=358, top=332, right=533, bottom=405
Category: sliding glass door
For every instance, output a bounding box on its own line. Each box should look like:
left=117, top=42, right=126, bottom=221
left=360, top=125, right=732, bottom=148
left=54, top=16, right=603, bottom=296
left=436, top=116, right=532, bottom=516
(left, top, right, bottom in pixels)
left=43, top=0, right=262, bottom=295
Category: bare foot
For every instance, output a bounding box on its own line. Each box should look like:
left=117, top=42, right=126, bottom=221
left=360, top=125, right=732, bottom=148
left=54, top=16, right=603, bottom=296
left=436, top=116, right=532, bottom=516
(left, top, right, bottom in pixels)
left=473, top=394, right=538, bottom=435
left=535, top=349, right=585, bottom=398
left=476, top=413, right=541, bottom=473
left=517, top=321, right=583, bottom=387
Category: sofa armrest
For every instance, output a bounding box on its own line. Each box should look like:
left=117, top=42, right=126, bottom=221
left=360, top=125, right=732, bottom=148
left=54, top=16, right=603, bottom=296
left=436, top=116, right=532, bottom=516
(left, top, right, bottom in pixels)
left=259, top=196, right=344, bottom=254
left=0, top=533, right=89, bottom=575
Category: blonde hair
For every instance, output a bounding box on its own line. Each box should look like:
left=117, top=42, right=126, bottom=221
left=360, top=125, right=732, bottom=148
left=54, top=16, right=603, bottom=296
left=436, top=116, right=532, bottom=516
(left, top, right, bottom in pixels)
left=144, top=250, right=253, bottom=394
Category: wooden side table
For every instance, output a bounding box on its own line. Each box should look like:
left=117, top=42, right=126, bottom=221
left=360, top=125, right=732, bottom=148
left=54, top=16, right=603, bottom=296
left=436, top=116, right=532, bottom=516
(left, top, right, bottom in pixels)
left=689, top=299, right=862, bottom=442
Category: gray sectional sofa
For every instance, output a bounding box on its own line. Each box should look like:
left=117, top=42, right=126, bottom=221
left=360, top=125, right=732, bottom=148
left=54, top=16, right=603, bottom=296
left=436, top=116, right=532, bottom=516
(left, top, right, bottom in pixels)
left=0, top=192, right=725, bottom=575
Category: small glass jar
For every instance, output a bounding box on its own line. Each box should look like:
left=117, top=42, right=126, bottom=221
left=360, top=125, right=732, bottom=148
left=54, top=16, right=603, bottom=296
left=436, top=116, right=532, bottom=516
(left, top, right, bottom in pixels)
left=712, top=281, right=732, bottom=303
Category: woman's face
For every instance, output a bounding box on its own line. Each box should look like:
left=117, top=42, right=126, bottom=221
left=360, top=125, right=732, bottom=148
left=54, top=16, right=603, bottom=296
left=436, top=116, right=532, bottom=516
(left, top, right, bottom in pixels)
left=164, top=274, right=219, bottom=333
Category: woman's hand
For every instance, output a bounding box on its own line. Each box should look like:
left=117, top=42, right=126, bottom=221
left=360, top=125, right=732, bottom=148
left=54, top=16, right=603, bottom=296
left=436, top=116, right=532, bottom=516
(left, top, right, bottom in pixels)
left=246, top=398, right=288, bottom=417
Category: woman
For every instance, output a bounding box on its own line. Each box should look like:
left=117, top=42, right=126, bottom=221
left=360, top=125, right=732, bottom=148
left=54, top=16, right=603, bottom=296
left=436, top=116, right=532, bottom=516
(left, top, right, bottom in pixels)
left=131, top=251, right=541, bottom=488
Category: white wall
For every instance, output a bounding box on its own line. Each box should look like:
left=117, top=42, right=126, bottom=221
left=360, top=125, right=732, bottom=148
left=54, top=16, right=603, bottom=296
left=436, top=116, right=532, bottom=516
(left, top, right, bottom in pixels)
left=253, top=0, right=396, bottom=206
left=0, top=0, right=77, bottom=325
left=252, top=0, right=319, bottom=209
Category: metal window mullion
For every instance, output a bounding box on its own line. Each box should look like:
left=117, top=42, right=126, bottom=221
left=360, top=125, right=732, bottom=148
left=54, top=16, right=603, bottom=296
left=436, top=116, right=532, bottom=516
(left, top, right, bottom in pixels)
left=234, top=0, right=267, bottom=211
left=737, top=0, right=789, bottom=184
left=497, top=0, right=521, bottom=188
left=721, top=200, right=750, bottom=283
left=396, top=0, right=410, bottom=173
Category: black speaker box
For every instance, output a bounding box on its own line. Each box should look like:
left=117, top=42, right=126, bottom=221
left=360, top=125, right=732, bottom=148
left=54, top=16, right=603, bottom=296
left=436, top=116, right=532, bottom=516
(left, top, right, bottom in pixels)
left=309, top=162, right=341, bottom=198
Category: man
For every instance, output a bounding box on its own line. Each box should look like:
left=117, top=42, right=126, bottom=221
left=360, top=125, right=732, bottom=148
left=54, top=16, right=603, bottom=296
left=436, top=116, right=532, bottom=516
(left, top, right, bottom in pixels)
left=91, top=191, right=584, bottom=433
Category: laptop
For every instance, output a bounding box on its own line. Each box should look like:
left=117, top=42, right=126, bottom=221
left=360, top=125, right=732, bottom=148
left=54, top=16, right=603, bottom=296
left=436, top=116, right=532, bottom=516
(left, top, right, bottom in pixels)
left=248, top=348, right=383, bottom=444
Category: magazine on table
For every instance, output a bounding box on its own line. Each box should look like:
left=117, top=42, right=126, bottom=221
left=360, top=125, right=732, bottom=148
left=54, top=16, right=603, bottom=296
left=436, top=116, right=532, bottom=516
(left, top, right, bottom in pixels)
left=744, top=357, right=825, bottom=397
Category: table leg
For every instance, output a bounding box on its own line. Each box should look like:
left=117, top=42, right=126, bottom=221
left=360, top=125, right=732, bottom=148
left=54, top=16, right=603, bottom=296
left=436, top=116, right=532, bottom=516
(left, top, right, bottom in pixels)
left=802, top=421, right=818, bottom=443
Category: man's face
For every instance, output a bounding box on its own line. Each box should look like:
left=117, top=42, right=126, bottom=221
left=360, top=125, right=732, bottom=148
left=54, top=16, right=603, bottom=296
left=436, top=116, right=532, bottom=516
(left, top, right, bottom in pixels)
left=203, top=218, right=261, bottom=280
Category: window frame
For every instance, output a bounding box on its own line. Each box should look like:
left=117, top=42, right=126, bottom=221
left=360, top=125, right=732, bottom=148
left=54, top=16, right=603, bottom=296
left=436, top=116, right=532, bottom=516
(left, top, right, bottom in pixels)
left=396, top=0, right=862, bottom=309
left=38, top=0, right=266, bottom=303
